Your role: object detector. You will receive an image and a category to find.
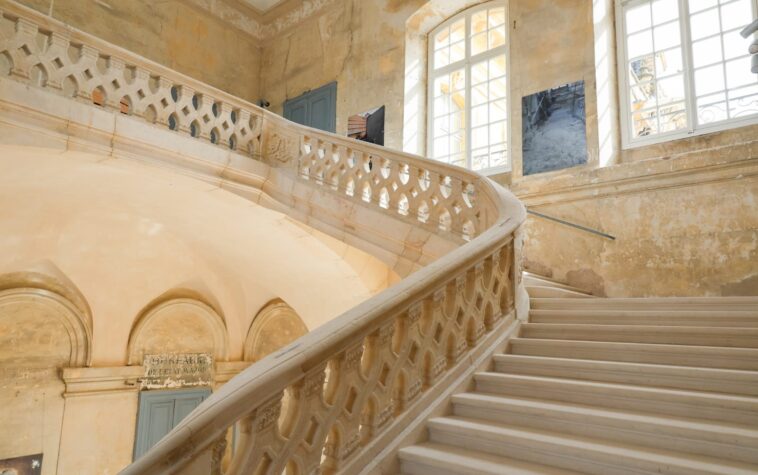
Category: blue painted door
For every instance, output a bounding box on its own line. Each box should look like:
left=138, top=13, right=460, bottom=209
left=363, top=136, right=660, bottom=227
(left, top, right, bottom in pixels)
left=133, top=388, right=211, bottom=460
left=283, top=82, right=337, bottom=133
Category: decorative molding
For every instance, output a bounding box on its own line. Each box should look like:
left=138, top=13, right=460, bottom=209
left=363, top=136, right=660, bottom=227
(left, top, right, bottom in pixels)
left=62, top=361, right=252, bottom=397
left=62, top=366, right=144, bottom=397
left=513, top=147, right=758, bottom=207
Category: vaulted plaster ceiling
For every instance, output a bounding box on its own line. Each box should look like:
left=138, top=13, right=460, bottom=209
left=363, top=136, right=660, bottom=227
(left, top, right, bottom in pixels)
left=240, top=0, right=287, bottom=13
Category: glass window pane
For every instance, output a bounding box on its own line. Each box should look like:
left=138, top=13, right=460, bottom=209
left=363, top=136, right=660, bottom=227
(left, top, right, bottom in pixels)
left=450, top=41, right=465, bottom=63
left=472, top=126, right=488, bottom=148
left=688, top=0, right=718, bottom=14
left=433, top=115, right=449, bottom=137
left=725, top=56, right=756, bottom=90
left=471, top=148, right=488, bottom=171
left=657, top=75, right=685, bottom=105
left=450, top=19, right=465, bottom=43
left=652, top=0, right=678, bottom=25
left=728, top=84, right=758, bottom=118
left=656, top=48, right=684, bottom=76
left=490, top=147, right=508, bottom=168
left=689, top=7, right=720, bottom=40
left=489, top=77, right=507, bottom=99
left=489, top=56, right=507, bottom=78
left=471, top=10, right=488, bottom=35
left=472, top=105, right=488, bottom=127
left=692, top=36, right=723, bottom=68
left=721, top=0, right=752, bottom=32
left=630, top=82, right=657, bottom=110
left=489, top=7, right=506, bottom=28
left=653, top=20, right=680, bottom=50
left=626, top=3, right=652, bottom=33
left=489, top=26, right=506, bottom=50
left=723, top=28, right=751, bottom=61
left=434, top=96, right=449, bottom=117
left=434, top=27, right=450, bottom=50
left=694, top=63, right=726, bottom=96
left=450, top=111, right=465, bottom=133
left=659, top=109, right=687, bottom=132
left=433, top=136, right=449, bottom=158
left=628, top=29, right=654, bottom=58
left=629, top=55, right=655, bottom=84
left=433, top=76, right=450, bottom=97
left=471, top=32, right=488, bottom=56
left=490, top=101, right=508, bottom=122
left=489, top=121, right=507, bottom=144
left=472, top=83, right=488, bottom=106
left=434, top=49, right=450, bottom=69
left=472, top=60, right=489, bottom=85
left=451, top=132, right=465, bottom=154
left=632, top=108, right=658, bottom=136
left=451, top=69, right=466, bottom=91
left=697, top=92, right=728, bottom=123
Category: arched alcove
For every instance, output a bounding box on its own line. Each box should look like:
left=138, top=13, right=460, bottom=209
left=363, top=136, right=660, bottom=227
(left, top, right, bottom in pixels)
left=0, top=266, right=92, bottom=474
left=243, top=300, right=308, bottom=362
left=127, top=297, right=229, bottom=365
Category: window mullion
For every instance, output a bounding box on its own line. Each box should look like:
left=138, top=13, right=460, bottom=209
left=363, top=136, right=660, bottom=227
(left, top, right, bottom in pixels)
left=465, top=12, right=473, bottom=170
left=679, top=0, right=697, bottom=133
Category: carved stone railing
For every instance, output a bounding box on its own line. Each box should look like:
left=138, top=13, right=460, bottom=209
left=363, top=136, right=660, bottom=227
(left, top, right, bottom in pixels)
left=0, top=0, right=495, bottom=242
left=0, top=2, right=526, bottom=474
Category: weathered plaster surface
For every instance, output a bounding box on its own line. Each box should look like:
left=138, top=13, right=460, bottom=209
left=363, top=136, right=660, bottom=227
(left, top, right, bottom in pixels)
left=14, top=0, right=263, bottom=102
left=256, top=0, right=758, bottom=296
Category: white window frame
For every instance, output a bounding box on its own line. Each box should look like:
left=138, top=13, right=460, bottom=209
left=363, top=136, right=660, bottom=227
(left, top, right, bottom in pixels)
left=427, top=0, right=511, bottom=175
left=616, top=0, right=758, bottom=149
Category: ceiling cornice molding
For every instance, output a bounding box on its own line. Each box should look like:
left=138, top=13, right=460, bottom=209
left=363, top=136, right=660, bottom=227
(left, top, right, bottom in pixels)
left=179, top=0, right=336, bottom=41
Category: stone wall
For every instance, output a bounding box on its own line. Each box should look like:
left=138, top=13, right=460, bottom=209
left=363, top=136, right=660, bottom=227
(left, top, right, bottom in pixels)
left=14, top=0, right=262, bottom=102
left=257, top=0, right=758, bottom=297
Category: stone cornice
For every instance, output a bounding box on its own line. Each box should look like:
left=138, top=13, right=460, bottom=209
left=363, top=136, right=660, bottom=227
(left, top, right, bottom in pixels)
left=61, top=362, right=253, bottom=397
left=512, top=142, right=758, bottom=207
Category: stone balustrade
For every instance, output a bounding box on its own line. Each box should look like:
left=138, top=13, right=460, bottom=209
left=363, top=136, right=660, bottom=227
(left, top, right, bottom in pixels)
left=0, top=2, right=527, bottom=473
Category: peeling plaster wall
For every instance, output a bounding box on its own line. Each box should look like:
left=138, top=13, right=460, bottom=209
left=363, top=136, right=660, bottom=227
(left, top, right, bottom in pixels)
left=258, top=0, right=758, bottom=297
left=15, top=0, right=262, bottom=103
left=259, top=0, right=427, bottom=150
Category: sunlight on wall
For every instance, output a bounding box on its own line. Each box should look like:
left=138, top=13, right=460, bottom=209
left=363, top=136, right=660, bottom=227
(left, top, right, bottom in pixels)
left=594, top=0, right=620, bottom=167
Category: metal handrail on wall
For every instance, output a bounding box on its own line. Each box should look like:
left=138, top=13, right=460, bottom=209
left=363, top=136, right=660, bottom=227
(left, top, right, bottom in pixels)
left=527, top=209, right=616, bottom=241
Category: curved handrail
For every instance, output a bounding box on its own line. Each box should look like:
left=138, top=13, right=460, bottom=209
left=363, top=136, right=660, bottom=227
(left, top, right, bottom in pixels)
left=0, top=2, right=527, bottom=473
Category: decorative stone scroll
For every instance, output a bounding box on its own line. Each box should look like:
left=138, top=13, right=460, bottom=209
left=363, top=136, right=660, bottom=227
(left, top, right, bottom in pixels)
left=141, top=353, right=214, bottom=390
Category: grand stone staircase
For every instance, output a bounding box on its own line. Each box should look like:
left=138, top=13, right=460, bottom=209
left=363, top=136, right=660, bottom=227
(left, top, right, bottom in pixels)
left=398, top=276, right=758, bottom=475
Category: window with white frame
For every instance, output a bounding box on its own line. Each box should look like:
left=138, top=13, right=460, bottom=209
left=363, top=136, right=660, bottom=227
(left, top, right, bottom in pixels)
left=617, top=0, right=758, bottom=147
left=428, top=2, right=509, bottom=173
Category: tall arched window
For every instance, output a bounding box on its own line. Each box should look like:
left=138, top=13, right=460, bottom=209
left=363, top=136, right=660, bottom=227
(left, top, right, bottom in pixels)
left=428, top=2, right=509, bottom=174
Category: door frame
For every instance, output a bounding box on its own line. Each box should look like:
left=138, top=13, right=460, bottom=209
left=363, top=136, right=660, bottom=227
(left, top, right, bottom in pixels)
left=133, top=387, right=211, bottom=460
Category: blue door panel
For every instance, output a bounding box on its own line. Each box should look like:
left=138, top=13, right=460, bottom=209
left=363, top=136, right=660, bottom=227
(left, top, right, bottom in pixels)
left=134, top=388, right=211, bottom=460
left=283, top=82, right=337, bottom=133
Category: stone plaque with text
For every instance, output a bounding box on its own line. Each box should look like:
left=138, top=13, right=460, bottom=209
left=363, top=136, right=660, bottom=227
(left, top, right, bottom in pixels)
left=141, top=353, right=213, bottom=389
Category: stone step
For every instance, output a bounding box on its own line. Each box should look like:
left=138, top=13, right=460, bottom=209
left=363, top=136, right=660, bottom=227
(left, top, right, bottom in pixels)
left=529, top=309, right=758, bottom=326
left=427, top=416, right=758, bottom=475
left=474, top=372, right=758, bottom=426
left=493, top=354, right=758, bottom=396
left=520, top=323, right=758, bottom=347
left=451, top=392, right=758, bottom=465
left=530, top=297, right=758, bottom=312
left=398, top=442, right=579, bottom=475
left=526, top=285, right=595, bottom=299
left=508, top=338, right=758, bottom=370
left=523, top=272, right=591, bottom=295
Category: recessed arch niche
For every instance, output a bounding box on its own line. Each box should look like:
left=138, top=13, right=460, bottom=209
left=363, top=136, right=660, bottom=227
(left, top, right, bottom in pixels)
left=243, top=300, right=308, bottom=362
left=127, top=297, right=229, bottom=365
left=0, top=268, right=92, bottom=473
